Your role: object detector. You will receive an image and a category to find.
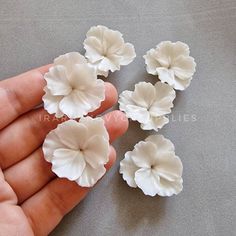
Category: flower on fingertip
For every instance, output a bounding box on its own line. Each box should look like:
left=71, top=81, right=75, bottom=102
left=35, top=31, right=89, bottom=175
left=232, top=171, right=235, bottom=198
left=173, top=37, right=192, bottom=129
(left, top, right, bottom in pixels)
left=43, top=52, right=105, bottom=119
left=43, top=117, right=109, bottom=187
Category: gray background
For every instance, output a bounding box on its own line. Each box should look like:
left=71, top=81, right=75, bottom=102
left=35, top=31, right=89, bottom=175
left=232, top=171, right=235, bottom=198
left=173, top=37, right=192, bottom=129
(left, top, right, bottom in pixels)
left=0, top=0, right=235, bottom=235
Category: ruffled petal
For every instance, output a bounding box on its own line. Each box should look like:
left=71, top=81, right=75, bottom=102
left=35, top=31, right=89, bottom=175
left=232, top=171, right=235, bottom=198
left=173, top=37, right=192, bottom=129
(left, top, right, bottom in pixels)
left=172, top=41, right=190, bottom=58
left=134, top=168, right=161, bottom=197
left=132, top=141, right=157, bottom=168
left=69, top=64, right=97, bottom=89
left=119, top=151, right=139, bottom=188
left=118, top=43, right=136, bottom=65
left=171, top=76, right=192, bottom=91
left=97, top=57, right=120, bottom=73
left=104, top=29, right=124, bottom=55
left=43, top=129, right=66, bottom=162
left=76, top=164, right=106, bottom=187
left=44, top=66, right=72, bottom=96
left=132, top=82, right=156, bottom=108
left=141, top=115, right=169, bottom=131
left=42, top=87, right=64, bottom=118
left=172, top=55, right=196, bottom=79
left=145, top=135, right=175, bottom=153
left=149, top=82, right=175, bottom=116
left=156, top=67, right=175, bottom=87
left=54, top=52, right=87, bottom=74
left=84, top=37, right=104, bottom=63
left=83, top=135, right=109, bottom=168
left=143, top=48, right=161, bottom=75
left=154, top=153, right=183, bottom=180
left=80, top=117, right=109, bottom=141
left=119, top=90, right=150, bottom=123
left=55, top=120, right=88, bottom=150
left=158, top=176, right=183, bottom=196
left=51, top=148, right=86, bottom=181
left=86, top=25, right=108, bottom=38
left=59, top=90, right=92, bottom=118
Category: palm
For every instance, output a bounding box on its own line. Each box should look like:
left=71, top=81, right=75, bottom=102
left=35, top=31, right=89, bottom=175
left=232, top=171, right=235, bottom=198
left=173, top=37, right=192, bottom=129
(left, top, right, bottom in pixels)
left=0, top=178, right=33, bottom=235
left=0, top=65, right=127, bottom=236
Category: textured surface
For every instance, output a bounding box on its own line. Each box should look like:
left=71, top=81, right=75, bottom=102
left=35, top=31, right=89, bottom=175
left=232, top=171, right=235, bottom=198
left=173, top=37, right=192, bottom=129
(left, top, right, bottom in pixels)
left=0, top=1, right=235, bottom=235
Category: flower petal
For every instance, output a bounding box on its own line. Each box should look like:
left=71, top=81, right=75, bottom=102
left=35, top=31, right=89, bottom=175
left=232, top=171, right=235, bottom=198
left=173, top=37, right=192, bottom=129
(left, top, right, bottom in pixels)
left=154, top=153, right=183, bottom=180
left=51, top=148, right=86, bottom=181
left=79, top=117, right=109, bottom=141
left=59, top=90, right=92, bottom=118
left=54, top=52, right=87, bottom=74
left=118, top=43, right=136, bottom=65
left=140, top=115, right=169, bottom=131
left=76, top=164, right=106, bottom=187
left=132, top=141, right=157, bottom=168
left=44, top=65, right=72, bottom=96
left=134, top=168, right=161, bottom=197
left=43, top=129, right=66, bottom=162
left=172, top=41, right=190, bottom=58
left=143, top=48, right=162, bottom=75
left=119, top=90, right=150, bottom=123
left=104, top=29, right=124, bottom=55
left=86, top=25, right=108, bottom=38
left=171, top=76, right=192, bottom=91
left=55, top=120, right=88, bottom=150
left=42, top=87, right=64, bottom=118
left=120, top=151, right=139, bottom=188
left=69, top=64, right=97, bottom=89
left=172, top=55, right=196, bottom=79
left=83, top=135, right=109, bottom=168
left=145, top=135, right=175, bottom=153
left=158, top=177, right=183, bottom=196
left=132, top=82, right=156, bottom=108
left=98, top=57, right=119, bottom=73
left=149, top=82, right=176, bottom=116
left=84, top=37, right=104, bottom=63
left=156, top=67, right=175, bottom=87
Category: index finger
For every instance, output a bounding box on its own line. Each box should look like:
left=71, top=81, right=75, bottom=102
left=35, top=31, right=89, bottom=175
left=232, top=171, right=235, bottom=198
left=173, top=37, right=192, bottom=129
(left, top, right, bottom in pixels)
left=0, top=65, right=51, bottom=130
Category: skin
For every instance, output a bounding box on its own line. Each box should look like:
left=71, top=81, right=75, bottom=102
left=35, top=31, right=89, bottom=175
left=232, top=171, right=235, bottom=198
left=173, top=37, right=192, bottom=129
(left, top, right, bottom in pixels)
left=0, top=65, right=128, bottom=236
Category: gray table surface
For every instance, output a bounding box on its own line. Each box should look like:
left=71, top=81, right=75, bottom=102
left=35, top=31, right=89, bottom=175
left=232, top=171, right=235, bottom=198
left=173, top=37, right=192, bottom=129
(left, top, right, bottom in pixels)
left=0, top=1, right=236, bottom=236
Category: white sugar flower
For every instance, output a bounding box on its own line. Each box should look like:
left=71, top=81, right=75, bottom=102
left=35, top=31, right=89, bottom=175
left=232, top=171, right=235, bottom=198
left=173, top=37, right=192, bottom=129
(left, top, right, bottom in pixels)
left=120, top=135, right=183, bottom=197
left=43, top=117, right=110, bottom=187
left=119, top=81, right=175, bottom=131
left=144, top=41, right=196, bottom=90
left=84, top=25, right=136, bottom=77
left=43, top=52, right=105, bottom=119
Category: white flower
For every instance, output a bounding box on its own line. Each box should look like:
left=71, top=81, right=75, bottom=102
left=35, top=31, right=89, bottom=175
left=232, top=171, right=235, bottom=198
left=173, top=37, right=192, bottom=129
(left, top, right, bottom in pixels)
left=84, top=25, right=136, bottom=77
left=43, top=117, right=110, bottom=187
left=144, top=41, right=196, bottom=90
left=120, top=135, right=183, bottom=197
left=119, top=81, right=176, bottom=131
left=43, top=52, right=105, bottom=119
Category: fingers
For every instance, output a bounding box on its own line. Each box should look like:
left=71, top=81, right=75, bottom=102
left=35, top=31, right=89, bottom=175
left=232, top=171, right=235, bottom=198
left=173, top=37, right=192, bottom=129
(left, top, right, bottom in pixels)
left=3, top=148, right=55, bottom=203
left=0, top=65, right=51, bottom=130
left=21, top=146, right=116, bottom=236
left=103, top=110, right=129, bottom=143
left=0, top=83, right=118, bottom=170
left=3, top=111, right=128, bottom=204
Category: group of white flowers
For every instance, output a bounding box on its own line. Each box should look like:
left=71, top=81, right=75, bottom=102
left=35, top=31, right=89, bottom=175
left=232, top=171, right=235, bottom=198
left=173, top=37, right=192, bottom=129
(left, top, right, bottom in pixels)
left=119, top=40, right=196, bottom=197
left=42, top=25, right=196, bottom=197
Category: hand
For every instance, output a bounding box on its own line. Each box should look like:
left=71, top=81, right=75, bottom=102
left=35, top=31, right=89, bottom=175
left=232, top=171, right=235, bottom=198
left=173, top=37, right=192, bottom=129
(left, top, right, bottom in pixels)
left=0, top=65, right=128, bottom=236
